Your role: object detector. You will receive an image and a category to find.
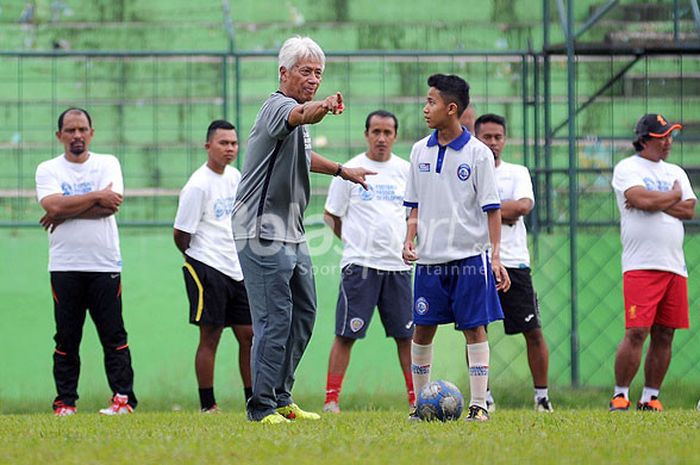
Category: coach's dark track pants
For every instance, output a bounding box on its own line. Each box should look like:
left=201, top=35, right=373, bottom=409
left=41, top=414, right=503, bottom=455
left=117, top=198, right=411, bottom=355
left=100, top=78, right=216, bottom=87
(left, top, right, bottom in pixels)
left=50, top=271, right=137, bottom=409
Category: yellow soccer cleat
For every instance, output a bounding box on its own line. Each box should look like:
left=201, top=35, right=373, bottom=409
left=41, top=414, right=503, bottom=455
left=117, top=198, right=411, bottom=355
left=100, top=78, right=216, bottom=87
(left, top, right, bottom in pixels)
left=276, top=403, right=321, bottom=421
left=260, top=412, right=291, bottom=424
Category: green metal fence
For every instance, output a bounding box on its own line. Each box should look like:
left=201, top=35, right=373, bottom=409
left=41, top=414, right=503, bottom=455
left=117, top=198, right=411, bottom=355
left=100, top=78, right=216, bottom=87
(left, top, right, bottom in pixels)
left=1, top=49, right=699, bottom=389
left=0, top=50, right=537, bottom=226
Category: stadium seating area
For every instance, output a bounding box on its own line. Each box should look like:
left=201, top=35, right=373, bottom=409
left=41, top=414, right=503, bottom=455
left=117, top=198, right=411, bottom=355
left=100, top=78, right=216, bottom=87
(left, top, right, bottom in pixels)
left=0, top=0, right=544, bottom=52
left=1, top=0, right=699, bottom=226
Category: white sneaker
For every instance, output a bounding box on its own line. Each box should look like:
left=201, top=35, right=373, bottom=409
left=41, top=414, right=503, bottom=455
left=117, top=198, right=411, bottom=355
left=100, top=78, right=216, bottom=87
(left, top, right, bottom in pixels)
left=696, top=399, right=700, bottom=411
left=99, top=393, right=133, bottom=415
left=322, top=401, right=340, bottom=414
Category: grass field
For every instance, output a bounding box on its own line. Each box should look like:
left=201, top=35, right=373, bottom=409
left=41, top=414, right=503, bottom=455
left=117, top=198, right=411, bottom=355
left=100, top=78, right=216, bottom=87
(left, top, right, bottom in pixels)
left=3, top=406, right=700, bottom=465
left=4, top=224, right=700, bottom=414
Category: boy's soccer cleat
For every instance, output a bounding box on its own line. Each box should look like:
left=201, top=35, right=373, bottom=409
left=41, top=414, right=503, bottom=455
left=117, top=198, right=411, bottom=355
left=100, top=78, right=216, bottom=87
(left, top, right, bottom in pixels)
left=276, top=403, right=321, bottom=421
left=609, top=394, right=631, bottom=412
left=637, top=397, right=663, bottom=412
left=322, top=401, right=340, bottom=414
left=53, top=402, right=77, bottom=417
left=260, top=412, right=291, bottom=424
left=465, top=404, right=490, bottom=422
left=535, top=397, right=554, bottom=412
left=200, top=404, right=220, bottom=414
left=99, top=393, right=133, bottom=416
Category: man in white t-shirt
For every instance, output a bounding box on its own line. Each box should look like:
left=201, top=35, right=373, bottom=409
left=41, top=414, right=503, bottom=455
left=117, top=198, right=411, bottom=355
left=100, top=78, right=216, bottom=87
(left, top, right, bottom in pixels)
left=475, top=113, right=552, bottom=412
left=173, top=120, right=253, bottom=413
left=36, top=108, right=137, bottom=416
left=322, top=110, right=414, bottom=414
left=609, top=113, right=696, bottom=412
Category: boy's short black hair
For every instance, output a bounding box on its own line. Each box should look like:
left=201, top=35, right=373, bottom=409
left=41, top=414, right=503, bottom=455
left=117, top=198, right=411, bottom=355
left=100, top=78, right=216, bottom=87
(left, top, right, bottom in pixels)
left=427, top=74, right=470, bottom=116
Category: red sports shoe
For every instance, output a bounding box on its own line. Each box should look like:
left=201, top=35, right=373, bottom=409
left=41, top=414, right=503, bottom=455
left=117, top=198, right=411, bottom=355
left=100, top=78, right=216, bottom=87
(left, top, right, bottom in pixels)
left=99, top=393, right=134, bottom=415
left=53, top=401, right=77, bottom=417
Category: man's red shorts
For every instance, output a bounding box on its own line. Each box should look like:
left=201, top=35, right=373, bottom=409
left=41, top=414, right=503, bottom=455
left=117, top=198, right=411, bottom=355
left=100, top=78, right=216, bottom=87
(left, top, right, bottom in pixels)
left=623, top=270, right=689, bottom=329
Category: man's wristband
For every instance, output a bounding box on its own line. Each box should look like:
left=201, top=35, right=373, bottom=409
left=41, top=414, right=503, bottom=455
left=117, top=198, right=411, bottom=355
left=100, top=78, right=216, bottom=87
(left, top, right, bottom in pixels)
left=333, top=163, right=343, bottom=177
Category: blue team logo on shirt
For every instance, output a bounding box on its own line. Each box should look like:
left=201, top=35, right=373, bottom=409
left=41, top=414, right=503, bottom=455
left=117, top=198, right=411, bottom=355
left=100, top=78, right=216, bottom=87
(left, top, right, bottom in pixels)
left=643, top=177, right=670, bottom=192
left=419, top=163, right=431, bottom=172
left=457, top=163, right=471, bottom=181
left=214, top=196, right=236, bottom=220
left=359, top=185, right=375, bottom=201
left=359, top=184, right=402, bottom=202
left=61, top=181, right=93, bottom=196
left=415, top=297, right=429, bottom=315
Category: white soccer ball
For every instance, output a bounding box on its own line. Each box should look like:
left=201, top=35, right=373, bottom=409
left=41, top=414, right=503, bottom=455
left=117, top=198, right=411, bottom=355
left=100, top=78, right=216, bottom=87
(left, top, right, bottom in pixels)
left=416, top=380, right=464, bottom=421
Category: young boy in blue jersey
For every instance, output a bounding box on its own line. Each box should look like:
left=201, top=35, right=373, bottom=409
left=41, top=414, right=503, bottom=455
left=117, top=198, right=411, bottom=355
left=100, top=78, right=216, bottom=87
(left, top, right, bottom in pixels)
left=402, top=74, right=510, bottom=421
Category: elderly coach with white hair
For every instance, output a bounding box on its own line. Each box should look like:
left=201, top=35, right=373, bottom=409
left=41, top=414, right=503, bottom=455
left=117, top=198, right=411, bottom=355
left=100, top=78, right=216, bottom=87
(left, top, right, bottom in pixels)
left=232, top=35, right=374, bottom=424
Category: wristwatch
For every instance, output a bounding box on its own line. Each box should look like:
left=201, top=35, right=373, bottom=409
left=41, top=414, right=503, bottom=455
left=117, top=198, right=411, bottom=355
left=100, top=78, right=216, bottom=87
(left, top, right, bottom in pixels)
left=334, top=163, right=343, bottom=177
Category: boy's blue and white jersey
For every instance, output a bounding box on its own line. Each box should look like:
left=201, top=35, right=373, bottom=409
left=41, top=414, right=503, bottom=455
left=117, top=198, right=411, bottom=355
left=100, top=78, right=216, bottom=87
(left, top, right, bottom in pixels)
left=404, top=129, right=500, bottom=265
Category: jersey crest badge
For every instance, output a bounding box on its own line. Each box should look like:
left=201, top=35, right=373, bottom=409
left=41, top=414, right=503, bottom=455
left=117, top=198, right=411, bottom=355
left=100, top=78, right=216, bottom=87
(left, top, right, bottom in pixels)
left=415, top=297, right=429, bottom=315
left=457, top=163, right=471, bottom=181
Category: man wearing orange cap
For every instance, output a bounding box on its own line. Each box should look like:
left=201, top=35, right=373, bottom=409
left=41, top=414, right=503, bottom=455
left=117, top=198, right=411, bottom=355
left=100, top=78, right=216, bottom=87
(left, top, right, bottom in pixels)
left=609, top=114, right=696, bottom=412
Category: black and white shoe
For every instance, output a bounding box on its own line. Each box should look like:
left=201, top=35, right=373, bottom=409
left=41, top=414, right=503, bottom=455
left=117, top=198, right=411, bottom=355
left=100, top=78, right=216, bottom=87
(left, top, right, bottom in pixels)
left=535, top=397, right=554, bottom=412
left=465, top=404, right=490, bottom=422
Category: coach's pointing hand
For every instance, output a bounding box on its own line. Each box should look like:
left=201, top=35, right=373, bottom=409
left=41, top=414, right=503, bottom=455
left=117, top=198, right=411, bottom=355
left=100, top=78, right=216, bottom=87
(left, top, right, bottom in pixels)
left=339, top=166, right=376, bottom=191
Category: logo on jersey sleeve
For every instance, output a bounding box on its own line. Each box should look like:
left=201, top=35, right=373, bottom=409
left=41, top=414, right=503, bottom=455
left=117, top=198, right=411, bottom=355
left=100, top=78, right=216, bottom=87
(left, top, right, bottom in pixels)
left=415, top=297, right=429, bottom=315
left=457, top=163, right=471, bottom=181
